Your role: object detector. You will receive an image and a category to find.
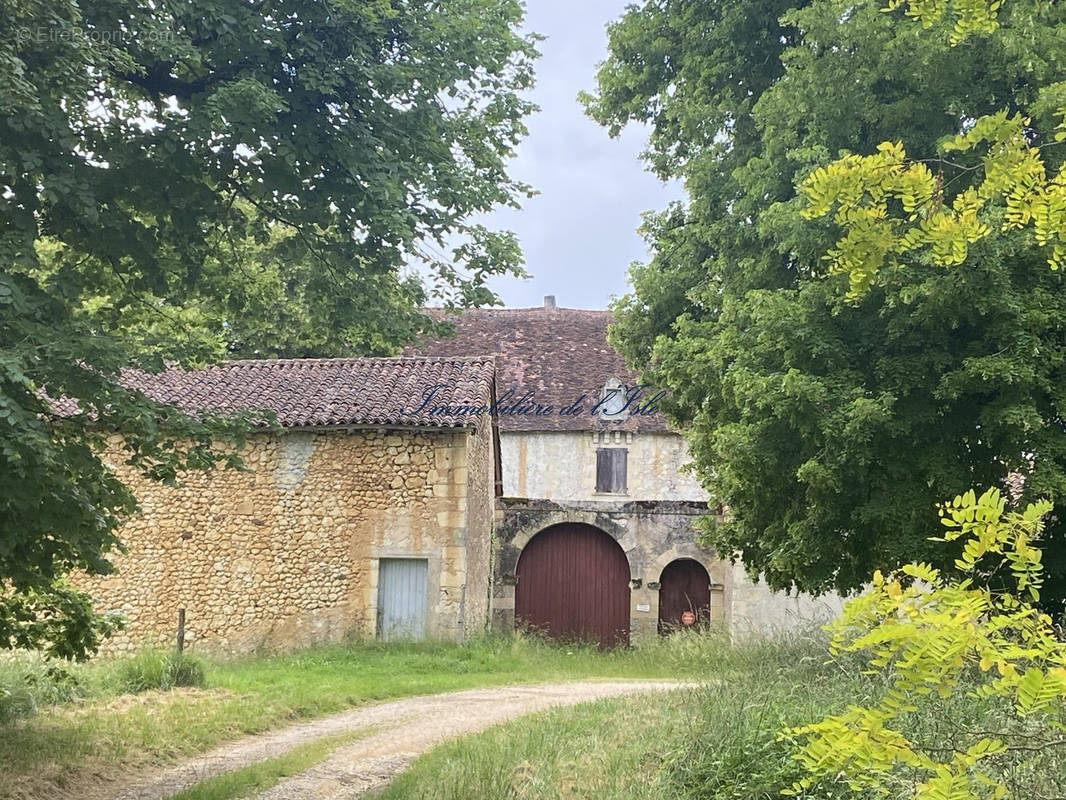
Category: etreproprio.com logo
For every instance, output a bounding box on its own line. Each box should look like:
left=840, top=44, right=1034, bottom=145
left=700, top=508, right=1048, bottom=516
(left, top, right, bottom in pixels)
left=15, top=26, right=176, bottom=44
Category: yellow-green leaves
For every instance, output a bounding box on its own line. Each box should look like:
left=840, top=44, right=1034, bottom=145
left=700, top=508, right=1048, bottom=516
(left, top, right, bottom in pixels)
left=883, top=0, right=1002, bottom=45
left=799, top=137, right=1007, bottom=296
left=782, top=488, right=1066, bottom=800
left=1013, top=666, right=1066, bottom=714
left=802, top=108, right=1066, bottom=297
left=800, top=5, right=1066, bottom=297
left=801, top=141, right=941, bottom=295
left=937, top=488, right=1051, bottom=599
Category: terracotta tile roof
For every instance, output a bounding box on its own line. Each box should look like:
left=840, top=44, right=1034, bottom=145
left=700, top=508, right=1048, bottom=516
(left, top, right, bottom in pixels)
left=406, top=306, right=671, bottom=432
left=115, top=357, right=496, bottom=429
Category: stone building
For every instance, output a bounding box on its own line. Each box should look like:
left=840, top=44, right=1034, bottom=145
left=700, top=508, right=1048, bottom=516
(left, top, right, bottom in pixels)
left=81, top=304, right=842, bottom=654
left=80, top=357, right=499, bottom=653
left=410, top=298, right=844, bottom=645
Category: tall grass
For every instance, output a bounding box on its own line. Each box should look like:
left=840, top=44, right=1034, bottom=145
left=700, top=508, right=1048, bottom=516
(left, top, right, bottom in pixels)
left=375, top=629, right=854, bottom=800
left=658, top=632, right=873, bottom=799
left=115, top=649, right=206, bottom=693
left=0, top=646, right=206, bottom=724
left=0, top=653, right=81, bottom=724
left=377, top=630, right=1066, bottom=800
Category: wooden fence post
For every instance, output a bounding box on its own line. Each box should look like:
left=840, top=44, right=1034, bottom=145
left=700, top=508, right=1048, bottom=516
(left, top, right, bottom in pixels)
left=176, top=608, right=186, bottom=655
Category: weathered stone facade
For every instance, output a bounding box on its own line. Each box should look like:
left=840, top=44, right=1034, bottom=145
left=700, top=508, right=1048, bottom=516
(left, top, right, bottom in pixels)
left=409, top=302, right=849, bottom=642
left=491, top=495, right=843, bottom=643
left=74, top=323, right=846, bottom=653
left=81, top=422, right=496, bottom=654
left=458, top=409, right=497, bottom=641
left=502, top=431, right=706, bottom=501
left=491, top=498, right=727, bottom=641
left=491, top=429, right=843, bottom=641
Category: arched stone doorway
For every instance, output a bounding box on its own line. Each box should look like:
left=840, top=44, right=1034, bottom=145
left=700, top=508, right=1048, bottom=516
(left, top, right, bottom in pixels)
left=514, top=523, right=631, bottom=648
left=658, top=558, right=711, bottom=634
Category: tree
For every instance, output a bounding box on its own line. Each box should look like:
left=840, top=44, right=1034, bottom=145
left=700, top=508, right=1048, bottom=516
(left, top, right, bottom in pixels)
left=0, top=0, right=537, bottom=657
left=584, top=0, right=1066, bottom=608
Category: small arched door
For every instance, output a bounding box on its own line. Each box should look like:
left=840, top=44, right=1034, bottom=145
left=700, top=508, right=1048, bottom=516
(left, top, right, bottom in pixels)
left=658, top=558, right=711, bottom=633
left=515, top=523, right=631, bottom=648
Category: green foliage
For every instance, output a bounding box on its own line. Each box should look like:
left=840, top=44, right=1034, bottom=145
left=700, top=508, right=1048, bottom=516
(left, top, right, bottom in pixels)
left=802, top=104, right=1066, bottom=296
left=655, top=633, right=870, bottom=800
left=116, top=649, right=206, bottom=693
left=0, top=580, right=125, bottom=660
left=1, top=266, right=253, bottom=659
left=586, top=0, right=1066, bottom=611
left=801, top=140, right=990, bottom=296
left=0, top=0, right=537, bottom=657
left=783, top=488, right=1066, bottom=800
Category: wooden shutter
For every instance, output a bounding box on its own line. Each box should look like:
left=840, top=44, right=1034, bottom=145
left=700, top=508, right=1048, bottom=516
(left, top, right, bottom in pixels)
left=596, top=448, right=628, bottom=493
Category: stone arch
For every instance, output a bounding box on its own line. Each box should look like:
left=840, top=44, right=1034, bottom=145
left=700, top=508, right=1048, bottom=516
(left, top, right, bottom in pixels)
left=497, top=508, right=636, bottom=579
left=489, top=499, right=725, bottom=642
left=645, top=548, right=728, bottom=589
left=644, top=549, right=728, bottom=631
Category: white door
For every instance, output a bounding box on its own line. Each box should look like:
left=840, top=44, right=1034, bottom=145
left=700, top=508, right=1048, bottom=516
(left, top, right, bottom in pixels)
left=376, top=558, right=428, bottom=641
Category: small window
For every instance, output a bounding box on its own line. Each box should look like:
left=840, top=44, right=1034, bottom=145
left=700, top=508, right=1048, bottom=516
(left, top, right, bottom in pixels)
left=596, top=448, right=628, bottom=494
left=597, top=378, right=629, bottom=420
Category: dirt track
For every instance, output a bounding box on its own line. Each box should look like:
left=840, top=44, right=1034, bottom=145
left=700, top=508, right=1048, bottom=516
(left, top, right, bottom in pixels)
left=108, top=681, right=689, bottom=800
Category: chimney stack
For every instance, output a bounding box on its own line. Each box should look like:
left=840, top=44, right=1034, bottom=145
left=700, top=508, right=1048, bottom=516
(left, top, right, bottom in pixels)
left=543, top=295, right=556, bottom=310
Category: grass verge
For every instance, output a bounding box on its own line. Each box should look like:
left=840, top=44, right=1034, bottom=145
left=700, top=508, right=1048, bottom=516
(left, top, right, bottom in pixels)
left=373, top=692, right=697, bottom=800
left=0, top=631, right=722, bottom=800
left=169, top=728, right=374, bottom=800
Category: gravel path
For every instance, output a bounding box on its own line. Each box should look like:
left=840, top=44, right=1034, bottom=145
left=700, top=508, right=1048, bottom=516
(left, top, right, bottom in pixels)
left=110, top=681, right=689, bottom=800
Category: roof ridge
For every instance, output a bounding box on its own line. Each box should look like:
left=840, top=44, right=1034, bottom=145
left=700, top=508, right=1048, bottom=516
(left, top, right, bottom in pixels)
left=405, top=305, right=669, bottom=434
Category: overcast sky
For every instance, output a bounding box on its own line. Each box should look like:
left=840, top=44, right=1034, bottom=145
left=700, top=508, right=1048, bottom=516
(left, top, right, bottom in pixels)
left=479, top=0, right=682, bottom=311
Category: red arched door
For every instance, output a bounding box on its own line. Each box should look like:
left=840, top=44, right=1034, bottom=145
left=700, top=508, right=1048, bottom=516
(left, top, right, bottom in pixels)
left=515, top=523, right=631, bottom=648
left=658, top=559, right=711, bottom=634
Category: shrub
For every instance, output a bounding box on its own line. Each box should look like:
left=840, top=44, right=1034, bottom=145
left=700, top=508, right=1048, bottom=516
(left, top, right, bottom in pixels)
left=782, top=488, right=1066, bottom=800
left=116, top=649, right=206, bottom=693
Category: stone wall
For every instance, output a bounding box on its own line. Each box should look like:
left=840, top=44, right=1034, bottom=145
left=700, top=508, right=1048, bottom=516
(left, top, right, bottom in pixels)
left=500, top=431, right=707, bottom=502
left=728, top=564, right=846, bottom=637
left=80, top=426, right=493, bottom=654
left=495, top=429, right=848, bottom=640
left=491, top=496, right=848, bottom=643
